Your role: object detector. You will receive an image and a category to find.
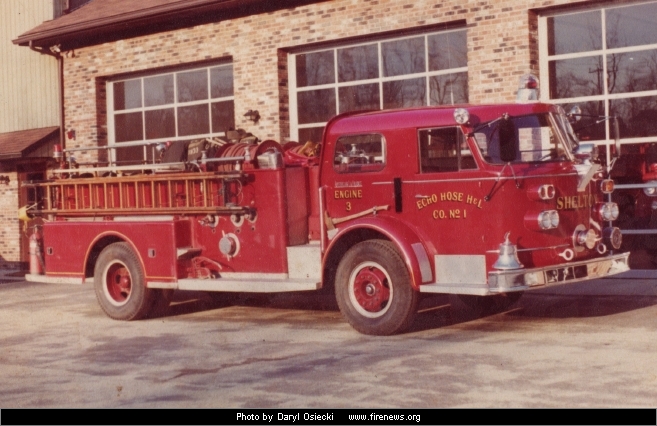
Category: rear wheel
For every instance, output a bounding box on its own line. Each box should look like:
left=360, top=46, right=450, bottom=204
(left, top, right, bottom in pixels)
left=94, top=242, right=153, bottom=320
left=335, top=240, right=418, bottom=335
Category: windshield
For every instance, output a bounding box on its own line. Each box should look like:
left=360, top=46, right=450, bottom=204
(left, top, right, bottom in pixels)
left=472, top=113, right=573, bottom=164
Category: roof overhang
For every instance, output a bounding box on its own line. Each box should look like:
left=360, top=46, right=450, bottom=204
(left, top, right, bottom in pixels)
left=14, top=0, right=327, bottom=51
left=0, top=127, right=60, bottom=161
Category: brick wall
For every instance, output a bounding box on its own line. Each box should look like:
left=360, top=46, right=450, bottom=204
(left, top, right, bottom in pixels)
left=61, top=0, right=592, bottom=156
left=0, top=171, right=21, bottom=270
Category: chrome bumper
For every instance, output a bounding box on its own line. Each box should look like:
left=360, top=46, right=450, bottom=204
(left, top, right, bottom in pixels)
left=488, top=251, right=630, bottom=293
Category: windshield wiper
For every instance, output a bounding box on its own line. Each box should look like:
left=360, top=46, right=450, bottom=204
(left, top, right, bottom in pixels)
left=469, top=113, right=509, bottom=137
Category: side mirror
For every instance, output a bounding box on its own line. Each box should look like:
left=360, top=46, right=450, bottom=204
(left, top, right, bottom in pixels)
left=574, top=142, right=597, bottom=163
left=568, top=106, right=582, bottom=124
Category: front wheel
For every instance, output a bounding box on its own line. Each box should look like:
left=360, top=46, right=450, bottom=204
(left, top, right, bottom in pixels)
left=335, top=240, right=418, bottom=335
left=94, top=242, right=153, bottom=320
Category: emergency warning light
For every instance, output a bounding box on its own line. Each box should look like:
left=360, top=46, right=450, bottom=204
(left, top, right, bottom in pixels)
left=516, top=74, right=539, bottom=102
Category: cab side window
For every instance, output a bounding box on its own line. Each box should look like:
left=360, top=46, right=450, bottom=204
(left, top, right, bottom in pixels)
left=419, top=127, right=476, bottom=173
left=334, top=134, right=385, bottom=173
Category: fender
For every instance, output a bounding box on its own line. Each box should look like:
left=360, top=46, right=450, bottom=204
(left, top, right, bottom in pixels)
left=84, top=230, right=148, bottom=281
left=323, top=215, right=432, bottom=290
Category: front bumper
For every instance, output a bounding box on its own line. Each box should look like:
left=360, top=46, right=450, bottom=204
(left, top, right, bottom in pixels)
left=488, top=251, right=630, bottom=293
left=419, top=251, right=630, bottom=296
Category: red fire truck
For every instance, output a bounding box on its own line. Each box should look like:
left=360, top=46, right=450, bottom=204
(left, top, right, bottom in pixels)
left=23, top=78, right=630, bottom=335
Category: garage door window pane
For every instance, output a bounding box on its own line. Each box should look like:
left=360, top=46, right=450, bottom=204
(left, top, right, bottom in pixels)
left=383, top=78, right=426, bottom=109
left=115, top=112, right=143, bottom=142
left=430, top=73, right=468, bottom=105
left=559, top=101, right=606, bottom=142
left=211, top=66, right=234, bottom=98
left=549, top=56, right=604, bottom=99
left=144, top=74, right=174, bottom=107
left=606, top=3, right=657, bottom=49
left=608, top=49, right=657, bottom=94
left=547, top=11, right=601, bottom=56
left=611, top=96, right=657, bottom=138
left=177, top=69, right=208, bottom=103
left=338, top=44, right=378, bottom=82
left=178, top=104, right=210, bottom=136
left=382, top=37, right=425, bottom=77
left=145, top=108, right=175, bottom=140
left=339, top=84, right=380, bottom=113
left=428, top=31, right=467, bottom=71
left=211, top=100, right=235, bottom=133
left=296, top=51, right=335, bottom=87
left=297, top=89, right=336, bottom=124
left=114, top=79, right=142, bottom=110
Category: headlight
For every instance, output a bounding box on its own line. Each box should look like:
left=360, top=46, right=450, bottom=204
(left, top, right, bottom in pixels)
left=595, top=202, right=619, bottom=221
left=549, top=210, right=559, bottom=227
left=525, top=210, right=559, bottom=231
left=538, top=210, right=559, bottom=230
left=643, top=181, right=657, bottom=196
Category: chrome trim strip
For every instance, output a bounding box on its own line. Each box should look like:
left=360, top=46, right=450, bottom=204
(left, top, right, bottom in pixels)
left=25, top=274, right=92, bottom=285
left=372, top=173, right=578, bottom=185
left=485, top=243, right=570, bottom=254
left=411, top=243, right=432, bottom=283
left=152, top=277, right=321, bottom=292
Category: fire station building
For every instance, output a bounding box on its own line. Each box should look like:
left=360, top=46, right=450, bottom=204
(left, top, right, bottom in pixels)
left=5, top=0, right=657, bottom=270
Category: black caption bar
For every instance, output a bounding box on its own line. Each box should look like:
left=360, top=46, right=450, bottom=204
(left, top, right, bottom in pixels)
left=1, top=408, right=655, bottom=425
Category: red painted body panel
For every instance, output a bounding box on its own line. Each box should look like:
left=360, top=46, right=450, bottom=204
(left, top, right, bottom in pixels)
left=188, top=168, right=292, bottom=274
left=321, top=103, right=613, bottom=280
left=43, top=220, right=178, bottom=280
left=35, top=102, right=624, bottom=294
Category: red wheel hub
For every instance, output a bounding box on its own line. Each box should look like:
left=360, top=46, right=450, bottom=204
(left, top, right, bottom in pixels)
left=106, top=263, right=131, bottom=303
left=352, top=266, right=390, bottom=313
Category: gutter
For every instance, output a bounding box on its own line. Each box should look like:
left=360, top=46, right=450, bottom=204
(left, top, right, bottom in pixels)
left=29, top=41, right=65, bottom=151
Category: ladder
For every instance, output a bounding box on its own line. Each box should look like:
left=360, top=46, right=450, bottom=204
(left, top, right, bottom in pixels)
left=24, top=171, right=251, bottom=217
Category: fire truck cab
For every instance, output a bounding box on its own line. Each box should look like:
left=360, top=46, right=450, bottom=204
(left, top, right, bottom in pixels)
left=24, top=87, right=630, bottom=335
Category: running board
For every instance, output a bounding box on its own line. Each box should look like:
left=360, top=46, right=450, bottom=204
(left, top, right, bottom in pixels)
left=148, top=277, right=321, bottom=292
left=25, top=274, right=92, bottom=285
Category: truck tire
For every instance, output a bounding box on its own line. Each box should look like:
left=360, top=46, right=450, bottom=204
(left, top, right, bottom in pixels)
left=335, top=240, right=418, bottom=335
left=94, top=242, right=153, bottom=320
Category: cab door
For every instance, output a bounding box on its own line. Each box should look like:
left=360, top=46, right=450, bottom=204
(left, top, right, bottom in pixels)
left=323, top=133, right=391, bottom=231
left=403, top=126, right=491, bottom=257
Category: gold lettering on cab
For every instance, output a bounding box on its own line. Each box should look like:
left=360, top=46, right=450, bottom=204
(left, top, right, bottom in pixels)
left=556, top=194, right=597, bottom=210
left=416, top=192, right=483, bottom=210
left=334, top=189, right=363, bottom=199
left=416, top=191, right=484, bottom=220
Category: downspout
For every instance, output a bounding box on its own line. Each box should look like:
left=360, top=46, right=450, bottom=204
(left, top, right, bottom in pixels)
left=29, top=41, right=65, bottom=150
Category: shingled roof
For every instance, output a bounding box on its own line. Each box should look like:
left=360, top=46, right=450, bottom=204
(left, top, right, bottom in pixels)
left=0, top=127, right=60, bottom=160
left=14, top=0, right=324, bottom=50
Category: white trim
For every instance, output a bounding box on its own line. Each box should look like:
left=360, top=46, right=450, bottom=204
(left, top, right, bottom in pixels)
left=106, top=63, right=235, bottom=164
left=288, top=28, right=468, bottom=141
left=538, top=1, right=657, bottom=153
left=25, top=274, right=91, bottom=285
left=148, top=277, right=321, bottom=292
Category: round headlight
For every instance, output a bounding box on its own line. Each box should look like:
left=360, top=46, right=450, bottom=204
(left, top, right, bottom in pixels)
left=643, top=183, right=657, bottom=196
left=539, top=212, right=551, bottom=229
left=453, top=108, right=470, bottom=125
left=549, top=210, right=559, bottom=228
left=609, top=203, right=620, bottom=220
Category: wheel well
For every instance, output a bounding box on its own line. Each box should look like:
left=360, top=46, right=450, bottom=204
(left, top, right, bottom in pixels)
left=323, top=228, right=389, bottom=293
left=85, top=236, right=124, bottom=278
